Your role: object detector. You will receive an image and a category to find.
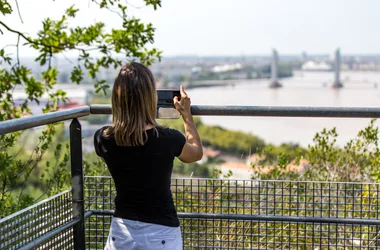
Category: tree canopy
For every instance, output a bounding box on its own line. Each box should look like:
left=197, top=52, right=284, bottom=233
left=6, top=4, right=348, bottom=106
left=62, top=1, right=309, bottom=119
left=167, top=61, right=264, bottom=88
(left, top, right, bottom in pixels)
left=0, top=0, right=162, bottom=217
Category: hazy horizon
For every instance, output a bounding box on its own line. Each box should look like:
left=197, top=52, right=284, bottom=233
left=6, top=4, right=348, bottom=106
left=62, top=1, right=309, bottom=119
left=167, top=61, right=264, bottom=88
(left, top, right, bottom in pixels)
left=11, top=53, right=380, bottom=60
left=1, top=0, right=380, bottom=57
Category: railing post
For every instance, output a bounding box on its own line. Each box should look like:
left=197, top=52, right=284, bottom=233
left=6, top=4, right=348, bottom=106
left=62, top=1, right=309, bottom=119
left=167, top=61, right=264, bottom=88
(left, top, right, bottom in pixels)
left=70, top=118, right=86, bottom=250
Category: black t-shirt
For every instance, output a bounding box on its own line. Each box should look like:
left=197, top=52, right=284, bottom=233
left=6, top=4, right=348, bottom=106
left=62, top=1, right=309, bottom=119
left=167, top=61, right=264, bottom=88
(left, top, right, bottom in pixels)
left=94, top=126, right=186, bottom=227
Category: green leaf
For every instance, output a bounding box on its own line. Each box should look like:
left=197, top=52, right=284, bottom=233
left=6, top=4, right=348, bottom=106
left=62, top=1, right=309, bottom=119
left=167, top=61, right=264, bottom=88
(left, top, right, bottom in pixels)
left=65, top=5, right=79, bottom=17
left=0, top=0, right=12, bottom=16
left=70, top=66, right=84, bottom=84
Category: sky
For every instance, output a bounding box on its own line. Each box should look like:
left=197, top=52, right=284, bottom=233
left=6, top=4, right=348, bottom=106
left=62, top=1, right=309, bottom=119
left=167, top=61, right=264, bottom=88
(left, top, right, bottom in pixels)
left=1, top=0, right=380, bottom=57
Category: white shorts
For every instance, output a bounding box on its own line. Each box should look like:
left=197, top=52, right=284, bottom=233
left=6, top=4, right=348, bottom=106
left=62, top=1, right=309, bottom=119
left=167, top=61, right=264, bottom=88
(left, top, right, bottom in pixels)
left=104, top=217, right=183, bottom=250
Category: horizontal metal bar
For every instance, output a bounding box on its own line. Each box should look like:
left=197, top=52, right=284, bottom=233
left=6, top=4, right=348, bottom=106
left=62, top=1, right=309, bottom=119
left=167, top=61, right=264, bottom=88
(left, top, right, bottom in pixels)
left=91, top=210, right=114, bottom=216
left=90, top=104, right=380, bottom=118
left=84, top=211, right=93, bottom=218
left=84, top=175, right=379, bottom=185
left=90, top=210, right=380, bottom=226
left=190, top=105, right=380, bottom=118
left=0, top=106, right=90, bottom=135
left=180, top=213, right=380, bottom=226
left=2, top=104, right=380, bottom=136
left=90, top=104, right=112, bottom=114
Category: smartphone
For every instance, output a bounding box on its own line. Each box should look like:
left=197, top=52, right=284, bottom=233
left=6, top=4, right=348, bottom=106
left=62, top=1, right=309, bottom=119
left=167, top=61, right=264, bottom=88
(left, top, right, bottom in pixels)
left=157, top=89, right=181, bottom=107
left=157, top=89, right=181, bottom=119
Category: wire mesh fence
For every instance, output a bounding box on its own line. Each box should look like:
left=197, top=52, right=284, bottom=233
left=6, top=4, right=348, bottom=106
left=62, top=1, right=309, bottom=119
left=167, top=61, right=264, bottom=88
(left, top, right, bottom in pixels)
left=2, top=177, right=380, bottom=249
left=84, top=176, right=380, bottom=249
left=0, top=190, right=74, bottom=250
left=85, top=177, right=113, bottom=249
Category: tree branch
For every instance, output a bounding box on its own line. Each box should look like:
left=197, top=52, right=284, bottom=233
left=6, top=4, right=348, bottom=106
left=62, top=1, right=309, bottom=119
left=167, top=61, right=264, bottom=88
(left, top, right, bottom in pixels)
left=61, top=52, right=75, bottom=64
left=0, top=21, right=86, bottom=53
left=125, top=0, right=143, bottom=9
left=1, top=44, right=17, bottom=50
left=92, top=0, right=126, bottom=19
left=34, top=158, right=60, bottom=202
left=0, top=21, right=115, bottom=59
left=15, top=0, right=24, bottom=23
left=16, top=34, right=20, bottom=67
left=0, top=21, right=32, bottom=45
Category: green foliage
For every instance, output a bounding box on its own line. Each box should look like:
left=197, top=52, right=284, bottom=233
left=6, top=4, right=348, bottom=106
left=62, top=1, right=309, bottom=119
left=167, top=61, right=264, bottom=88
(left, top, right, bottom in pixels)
left=83, top=115, right=110, bottom=125
left=251, top=119, right=380, bottom=182
left=306, top=119, right=380, bottom=182
left=90, top=92, right=112, bottom=104
left=159, top=117, right=266, bottom=156
left=173, top=157, right=224, bottom=178
left=173, top=158, right=210, bottom=178
left=0, top=1, right=12, bottom=16
left=198, top=125, right=265, bottom=155
left=0, top=0, right=161, bottom=218
left=250, top=144, right=304, bottom=181
left=0, top=124, right=71, bottom=218
left=84, top=152, right=110, bottom=176
left=265, top=143, right=305, bottom=161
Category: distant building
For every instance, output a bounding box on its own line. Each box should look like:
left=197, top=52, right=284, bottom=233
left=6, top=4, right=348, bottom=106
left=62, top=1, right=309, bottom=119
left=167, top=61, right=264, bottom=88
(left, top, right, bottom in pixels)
left=191, top=66, right=202, bottom=73
left=301, top=61, right=332, bottom=71
left=211, top=63, right=243, bottom=73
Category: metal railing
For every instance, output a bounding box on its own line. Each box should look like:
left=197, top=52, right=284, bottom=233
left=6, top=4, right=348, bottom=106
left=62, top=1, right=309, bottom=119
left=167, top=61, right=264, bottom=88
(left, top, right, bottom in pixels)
left=4, top=104, right=380, bottom=135
left=0, top=190, right=74, bottom=249
left=85, top=176, right=380, bottom=249
left=1, top=104, right=380, bottom=249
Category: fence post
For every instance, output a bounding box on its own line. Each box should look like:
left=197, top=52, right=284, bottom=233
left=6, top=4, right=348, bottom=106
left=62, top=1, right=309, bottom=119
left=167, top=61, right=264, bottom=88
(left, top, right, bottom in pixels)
left=70, top=118, right=86, bottom=250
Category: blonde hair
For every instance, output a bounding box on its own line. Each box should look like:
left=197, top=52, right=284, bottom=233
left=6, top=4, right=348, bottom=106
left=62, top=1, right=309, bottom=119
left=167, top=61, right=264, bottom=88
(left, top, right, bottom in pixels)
left=104, top=62, right=158, bottom=146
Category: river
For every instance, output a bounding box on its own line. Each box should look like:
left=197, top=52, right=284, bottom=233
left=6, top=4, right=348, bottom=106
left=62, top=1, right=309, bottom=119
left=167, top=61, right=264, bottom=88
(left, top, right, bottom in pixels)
left=186, top=71, right=380, bottom=147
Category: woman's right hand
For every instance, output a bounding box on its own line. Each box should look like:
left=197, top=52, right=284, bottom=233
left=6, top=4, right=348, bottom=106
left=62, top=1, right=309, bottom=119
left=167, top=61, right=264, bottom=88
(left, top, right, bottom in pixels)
left=173, top=85, right=191, bottom=119
left=174, top=85, right=203, bottom=163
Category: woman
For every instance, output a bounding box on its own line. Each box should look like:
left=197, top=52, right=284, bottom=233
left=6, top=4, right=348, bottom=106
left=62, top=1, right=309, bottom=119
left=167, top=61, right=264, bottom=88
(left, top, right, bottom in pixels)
left=94, top=62, right=203, bottom=250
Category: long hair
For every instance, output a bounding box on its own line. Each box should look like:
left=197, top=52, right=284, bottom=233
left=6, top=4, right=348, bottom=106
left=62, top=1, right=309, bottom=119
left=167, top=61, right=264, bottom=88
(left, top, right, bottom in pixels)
left=104, top=62, right=158, bottom=146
